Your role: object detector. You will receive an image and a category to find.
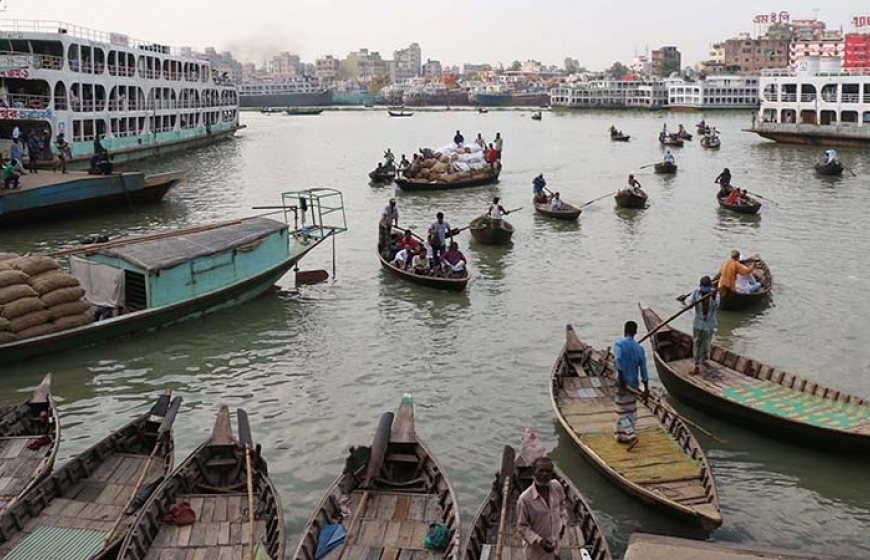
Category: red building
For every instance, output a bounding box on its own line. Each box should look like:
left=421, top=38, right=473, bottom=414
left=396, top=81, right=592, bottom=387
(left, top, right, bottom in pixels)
left=844, top=33, right=870, bottom=70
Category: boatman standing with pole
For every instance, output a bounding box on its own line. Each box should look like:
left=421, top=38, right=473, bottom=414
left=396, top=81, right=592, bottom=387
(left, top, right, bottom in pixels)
left=378, top=198, right=399, bottom=256
left=613, top=320, right=649, bottom=451
left=686, top=276, right=720, bottom=376
left=517, top=456, right=567, bottom=560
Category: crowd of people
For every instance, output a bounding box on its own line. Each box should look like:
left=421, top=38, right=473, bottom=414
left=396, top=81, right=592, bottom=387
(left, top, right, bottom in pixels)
left=373, top=131, right=504, bottom=183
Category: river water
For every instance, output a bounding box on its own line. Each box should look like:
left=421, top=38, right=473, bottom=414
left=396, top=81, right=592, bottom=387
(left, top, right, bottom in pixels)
left=2, top=110, right=868, bottom=558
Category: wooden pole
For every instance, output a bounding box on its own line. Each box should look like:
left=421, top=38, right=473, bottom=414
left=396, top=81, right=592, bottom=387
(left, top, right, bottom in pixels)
left=494, top=446, right=516, bottom=560
left=244, top=445, right=256, bottom=559
left=580, top=192, right=616, bottom=207
left=638, top=292, right=715, bottom=344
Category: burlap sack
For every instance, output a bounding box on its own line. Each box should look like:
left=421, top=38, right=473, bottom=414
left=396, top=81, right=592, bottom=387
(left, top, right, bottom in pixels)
left=422, top=159, right=436, bottom=169
left=1, top=297, right=45, bottom=320
left=29, top=271, right=81, bottom=295
left=432, top=162, right=448, bottom=173
left=0, top=331, right=18, bottom=344
left=420, top=168, right=431, bottom=179
left=0, top=270, right=29, bottom=288
left=9, top=310, right=52, bottom=333
left=8, top=255, right=60, bottom=276
left=0, top=316, right=9, bottom=330
left=0, top=262, right=9, bottom=271
left=48, top=300, right=91, bottom=319
left=0, top=284, right=39, bottom=305
left=41, top=287, right=86, bottom=307
left=16, top=323, right=56, bottom=339
left=53, top=313, right=93, bottom=331
left=0, top=252, right=19, bottom=262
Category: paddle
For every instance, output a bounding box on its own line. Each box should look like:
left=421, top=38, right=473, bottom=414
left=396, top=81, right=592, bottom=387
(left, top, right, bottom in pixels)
left=238, top=408, right=257, bottom=560
left=841, top=163, right=857, bottom=177
left=637, top=292, right=715, bottom=345
left=624, top=386, right=725, bottom=444
left=394, top=226, right=426, bottom=243
left=494, top=446, right=516, bottom=560
left=505, top=207, right=523, bottom=214
left=639, top=163, right=660, bottom=170
left=580, top=192, right=616, bottom=207
left=743, top=190, right=778, bottom=205
left=675, top=256, right=760, bottom=302
left=101, top=394, right=182, bottom=549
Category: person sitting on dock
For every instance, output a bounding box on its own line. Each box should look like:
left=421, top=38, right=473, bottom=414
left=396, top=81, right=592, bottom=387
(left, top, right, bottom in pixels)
left=411, top=247, right=430, bottom=275
left=613, top=320, right=649, bottom=450
left=453, top=130, right=464, bottom=147
left=532, top=174, right=547, bottom=202
left=550, top=192, right=566, bottom=210
left=715, top=168, right=732, bottom=197
left=487, top=196, right=511, bottom=228
left=441, top=242, right=467, bottom=278
left=2, top=159, right=21, bottom=189
left=663, top=150, right=675, bottom=165
left=517, top=456, right=567, bottom=560
left=685, top=276, right=720, bottom=376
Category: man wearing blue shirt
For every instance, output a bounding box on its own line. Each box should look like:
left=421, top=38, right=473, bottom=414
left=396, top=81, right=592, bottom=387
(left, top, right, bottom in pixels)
left=613, top=321, right=649, bottom=450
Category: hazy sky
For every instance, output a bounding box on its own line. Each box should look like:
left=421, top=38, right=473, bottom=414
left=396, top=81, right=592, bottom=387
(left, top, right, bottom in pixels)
left=4, top=1, right=866, bottom=68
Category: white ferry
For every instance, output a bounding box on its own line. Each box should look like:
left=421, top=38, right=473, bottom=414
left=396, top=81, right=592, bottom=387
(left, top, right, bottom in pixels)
left=238, top=76, right=330, bottom=108
left=750, top=57, right=870, bottom=147
left=550, top=79, right=667, bottom=109
left=0, top=20, right=240, bottom=165
left=666, top=76, right=759, bottom=110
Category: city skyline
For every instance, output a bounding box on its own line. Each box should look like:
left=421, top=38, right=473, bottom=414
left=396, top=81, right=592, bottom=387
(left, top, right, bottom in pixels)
left=6, top=1, right=869, bottom=70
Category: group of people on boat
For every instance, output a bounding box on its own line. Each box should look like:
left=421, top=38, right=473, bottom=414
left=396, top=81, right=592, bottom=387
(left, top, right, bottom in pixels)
left=714, top=168, right=754, bottom=206
left=531, top=174, right=565, bottom=209
left=609, top=125, right=626, bottom=138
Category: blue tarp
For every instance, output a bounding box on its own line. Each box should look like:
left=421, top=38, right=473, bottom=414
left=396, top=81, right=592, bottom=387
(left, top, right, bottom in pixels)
left=315, top=523, right=347, bottom=559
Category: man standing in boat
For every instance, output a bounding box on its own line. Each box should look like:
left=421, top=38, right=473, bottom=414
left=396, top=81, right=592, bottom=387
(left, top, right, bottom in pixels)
left=486, top=197, right=511, bottom=229
left=613, top=320, right=649, bottom=450
left=453, top=130, right=464, bottom=147
left=378, top=199, right=399, bottom=255
left=493, top=132, right=503, bottom=159
left=517, top=456, right=567, bottom=560
left=427, top=212, right=451, bottom=270
left=686, top=276, right=720, bottom=376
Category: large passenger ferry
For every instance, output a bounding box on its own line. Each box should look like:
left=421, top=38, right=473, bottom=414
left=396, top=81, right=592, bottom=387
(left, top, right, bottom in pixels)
left=0, top=20, right=240, bottom=165
left=749, top=57, right=870, bottom=147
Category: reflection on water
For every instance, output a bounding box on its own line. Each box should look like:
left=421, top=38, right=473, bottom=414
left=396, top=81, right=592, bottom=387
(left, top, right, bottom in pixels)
left=1, top=111, right=868, bottom=558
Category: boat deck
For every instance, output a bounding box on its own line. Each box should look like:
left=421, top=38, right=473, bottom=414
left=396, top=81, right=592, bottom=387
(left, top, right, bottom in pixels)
left=669, top=358, right=870, bottom=433
left=0, top=171, right=118, bottom=194
left=0, top=436, right=47, bottom=503
left=142, top=493, right=269, bottom=559
left=0, top=451, right=164, bottom=555
left=625, top=533, right=850, bottom=560
left=322, top=491, right=443, bottom=560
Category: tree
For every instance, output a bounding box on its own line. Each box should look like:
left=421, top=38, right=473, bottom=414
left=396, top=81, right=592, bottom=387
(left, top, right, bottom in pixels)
left=606, top=61, right=630, bottom=79
left=508, top=60, right=522, bottom=72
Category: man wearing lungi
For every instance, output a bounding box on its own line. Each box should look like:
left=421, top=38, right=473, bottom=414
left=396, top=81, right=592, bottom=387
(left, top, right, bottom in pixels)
left=613, top=320, right=650, bottom=450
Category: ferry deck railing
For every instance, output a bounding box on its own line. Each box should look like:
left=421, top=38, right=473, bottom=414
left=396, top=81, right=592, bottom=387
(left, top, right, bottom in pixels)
left=0, top=20, right=184, bottom=56
left=0, top=51, right=63, bottom=70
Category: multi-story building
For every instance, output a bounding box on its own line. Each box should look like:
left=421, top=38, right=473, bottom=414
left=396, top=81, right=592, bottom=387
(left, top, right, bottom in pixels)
left=340, top=48, right=389, bottom=84
left=790, top=31, right=844, bottom=68
left=722, top=33, right=790, bottom=73
left=194, top=47, right=243, bottom=83
left=631, top=54, right=651, bottom=76
left=550, top=78, right=668, bottom=108
left=241, top=63, right=257, bottom=81
left=666, top=75, right=759, bottom=109
left=462, top=63, right=492, bottom=77
left=390, top=42, right=421, bottom=83
left=651, top=46, right=681, bottom=77
left=268, top=51, right=302, bottom=77
left=315, top=55, right=340, bottom=81
left=844, top=33, right=870, bottom=70
left=422, top=58, right=442, bottom=78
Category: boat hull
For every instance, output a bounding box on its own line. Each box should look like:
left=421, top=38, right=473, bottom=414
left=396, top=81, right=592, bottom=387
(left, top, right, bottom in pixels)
left=0, top=172, right=180, bottom=227
left=654, top=162, right=677, bottom=174
left=814, top=161, right=844, bottom=176
left=239, top=90, right=331, bottom=108
left=0, top=245, right=318, bottom=365
left=717, top=195, right=761, bottom=215
left=395, top=172, right=499, bottom=191
left=378, top=252, right=468, bottom=292
left=748, top=124, right=870, bottom=148
left=469, top=220, right=514, bottom=245
left=615, top=191, right=647, bottom=208
left=534, top=202, right=581, bottom=221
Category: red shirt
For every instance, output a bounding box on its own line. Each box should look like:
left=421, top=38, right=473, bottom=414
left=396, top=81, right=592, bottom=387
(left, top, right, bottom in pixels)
left=725, top=190, right=740, bottom=205
left=400, top=237, right=420, bottom=252
left=485, top=148, right=497, bottom=163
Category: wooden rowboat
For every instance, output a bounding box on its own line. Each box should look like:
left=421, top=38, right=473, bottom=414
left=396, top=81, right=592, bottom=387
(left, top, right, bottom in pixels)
left=700, top=135, right=721, bottom=149
left=659, top=135, right=684, bottom=147
left=611, top=134, right=630, bottom=142
left=462, top=427, right=612, bottom=560
left=117, top=405, right=285, bottom=560
left=388, top=110, right=414, bottom=117
left=0, top=392, right=179, bottom=559
left=368, top=168, right=395, bottom=182
left=394, top=167, right=500, bottom=191
left=711, top=255, right=772, bottom=311
left=625, top=533, right=835, bottom=560
left=378, top=250, right=469, bottom=292
left=814, top=160, right=844, bottom=176
left=615, top=189, right=648, bottom=209
left=717, top=193, right=761, bottom=215
left=469, top=215, right=515, bottom=245
left=551, top=326, right=722, bottom=529
left=292, top=395, right=461, bottom=560
left=0, top=374, right=59, bottom=513
left=534, top=199, right=582, bottom=221
left=677, top=131, right=693, bottom=141
left=654, top=162, right=678, bottom=174
left=639, top=305, right=870, bottom=453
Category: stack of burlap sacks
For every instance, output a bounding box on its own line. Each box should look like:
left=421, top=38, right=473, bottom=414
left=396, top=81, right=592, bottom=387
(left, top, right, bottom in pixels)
left=0, top=253, right=94, bottom=344
left=404, top=144, right=495, bottom=184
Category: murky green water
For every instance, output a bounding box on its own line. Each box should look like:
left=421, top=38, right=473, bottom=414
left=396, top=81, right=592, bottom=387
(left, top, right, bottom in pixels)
left=2, top=110, right=868, bottom=558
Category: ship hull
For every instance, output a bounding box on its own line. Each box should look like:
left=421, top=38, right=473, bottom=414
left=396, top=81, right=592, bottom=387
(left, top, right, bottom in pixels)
left=239, top=91, right=332, bottom=108
left=471, top=92, right=549, bottom=107
left=748, top=124, right=870, bottom=148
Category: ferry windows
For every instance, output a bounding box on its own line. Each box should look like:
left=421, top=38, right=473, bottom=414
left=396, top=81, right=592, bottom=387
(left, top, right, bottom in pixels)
left=68, top=44, right=80, bottom=72
left=800, top=110, right=817, bottom=125
left=819, top=110, right=837, bottom=125
left=73, top=120, right=81, bottom=141
left=863, top=112, right=870, bottom=123
left=53, top=82, right=67, bottom=110
left=841, top=111, right=859, bottom=124
left=94, top=85, right=106, bottom=112
left=70, top=83, right=81, bottom=111
left=96, top=119, right=107, bottom=139
left=781, top=109, right=797, bottom=124
left=821, top=84, right=837, bottom=103
left=842, top=84, right=859, bottom=103
left=80, top=46, right=93, bottom=74
left=800, top=84, right=816, bottom=103
left=94, top=48, right=105, bottom=75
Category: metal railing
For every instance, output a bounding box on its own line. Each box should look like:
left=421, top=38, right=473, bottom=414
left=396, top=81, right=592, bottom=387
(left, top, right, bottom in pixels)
left=0, top=51, right=63, bottom=70
left=6, top=93, right=50, bottom=109
left=0, top=19, right=183, bottom=56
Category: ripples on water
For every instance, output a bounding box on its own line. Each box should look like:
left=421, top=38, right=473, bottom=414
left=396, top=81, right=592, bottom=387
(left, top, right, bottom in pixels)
left=2, top=111, right=869, bottom=557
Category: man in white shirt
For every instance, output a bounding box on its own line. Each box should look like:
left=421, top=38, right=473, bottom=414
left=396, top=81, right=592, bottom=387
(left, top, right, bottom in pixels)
left=664, top=150, right=675, bottom=164
left=393, top=248, right=410, bottom=269
left=428, top=212, right=451, bottom=268
left=487, top=196, right=511, bottom=227
left=550, top=192, right=565, bottom=210
left=516, top=457, right=567, bottom=560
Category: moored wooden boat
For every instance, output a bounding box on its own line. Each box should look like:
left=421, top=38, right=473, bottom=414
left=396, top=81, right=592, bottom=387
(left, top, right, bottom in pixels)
left=395, top=167, right=500, bottom=191
left=117, top=405, right=285, bottom=560
left=814, top=160, right=844, bottom=176
left=639, top=305, right=870, bottom=453
left=716, top=193, right=761, bottom=215
left=462, top=427, right=612, bottom=560
left=700, top=135, right=721, bottom=149
left=0, top=374, right=59, bottom=513
left=711, top=255, right=772, bottom=310
left=0, top=170, right=184, bottom=227
left=654, top=162, right=678, bottom=174
left=369, top=168, right=396, bottom=182
left=0, top=189, right=347, bottom=365
left=0, top=392, right=179, bottom=559
left=625, top=533, right=835, bottom=560
left=286, top=107, right=324, bottom=115
left=611, top=134, right=630, bottom=142
left=551, top=326, right=722, bottom=529
left=291, top=395, right=461, bottom=560
left=468, top=215, right=515, bottom=245
left=659, top=134, right=684, bottom=147
left=378, top=249, right=469, bottom=292
left=534, top=199, right=582, bottom=221
left=615, top=189, right=648, bottom=209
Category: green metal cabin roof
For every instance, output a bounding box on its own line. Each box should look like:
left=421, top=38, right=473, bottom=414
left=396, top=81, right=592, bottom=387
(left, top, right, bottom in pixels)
left=6, top=527, right=106, bottom=560
left=89, top=217, right=287, bottom=272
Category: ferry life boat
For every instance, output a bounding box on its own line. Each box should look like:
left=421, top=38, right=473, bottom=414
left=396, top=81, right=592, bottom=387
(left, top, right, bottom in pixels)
left=0, top=20, right=241, bottom=167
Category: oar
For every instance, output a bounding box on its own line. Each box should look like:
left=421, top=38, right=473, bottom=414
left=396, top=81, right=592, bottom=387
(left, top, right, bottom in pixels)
left=637, top=291, right=715, bottom=344
left=639, top=163, right=661, bottom=169
left=505, top=207, right=523, bottom=214
left=494, top=445, right=516, bottom=560
left=676, top=257, right=760, bottom=302
left=841, top=164, right=857, bottom=178
left=101, top=394, right=183, bottom=549
left=238, top=408, right=257, bottom=560
left=580, top=192, right=616, bottom=207
left=395, top=226, right=426, bottom=243
left=624, top=386, right=725, bottom=444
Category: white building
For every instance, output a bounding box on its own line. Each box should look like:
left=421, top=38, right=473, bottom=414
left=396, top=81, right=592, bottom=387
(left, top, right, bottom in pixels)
left=666, top=76, right=759, bottom=109
left=390, top=42, right=421, bottom=83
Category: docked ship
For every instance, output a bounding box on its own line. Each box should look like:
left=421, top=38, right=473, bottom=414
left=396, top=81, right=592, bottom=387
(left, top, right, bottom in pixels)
left=749, top=57, right=870, bottom=147
left=0, top=20, right=241, bottom=166
left=469, top=83, right=550, bottom=107
left=402, top=82, right=469, bottom=106
left=238, top=76, right=331, bottom=108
